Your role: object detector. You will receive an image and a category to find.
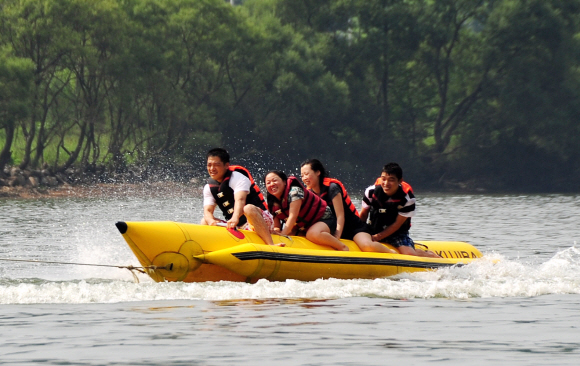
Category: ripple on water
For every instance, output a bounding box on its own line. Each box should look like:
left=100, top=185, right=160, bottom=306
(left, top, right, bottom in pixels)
left=1, top=192, right=580, bottom=365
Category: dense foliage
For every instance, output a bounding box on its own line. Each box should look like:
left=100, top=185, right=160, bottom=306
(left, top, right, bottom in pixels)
left=1, top=0, right=579, bottom=191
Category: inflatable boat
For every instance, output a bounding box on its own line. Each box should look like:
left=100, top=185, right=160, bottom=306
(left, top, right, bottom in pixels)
left=115, top=221, right=483, bottom=282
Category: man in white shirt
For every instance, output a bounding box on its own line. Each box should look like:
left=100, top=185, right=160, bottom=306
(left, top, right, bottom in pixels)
left=201, top=148, right=283, bottom=246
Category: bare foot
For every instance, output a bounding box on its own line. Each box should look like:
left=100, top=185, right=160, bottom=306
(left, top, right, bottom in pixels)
left=423, top=250, right=441, bottom=258
left=268, top=243, right=286, bottom=247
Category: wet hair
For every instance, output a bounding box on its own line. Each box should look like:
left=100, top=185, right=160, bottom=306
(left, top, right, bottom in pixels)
left=382, top=162, right=403, bottom=181
left=206, top=148, right=230, bottom=164
left=300, top=159, right=327, bottom=181
left=264, top=170, right=288, bottom=183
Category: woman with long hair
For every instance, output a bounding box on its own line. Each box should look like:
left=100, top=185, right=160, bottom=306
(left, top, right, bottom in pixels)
left=300, top=159, right=395, bottom=254
left=264, top=170, right=349, bottom=251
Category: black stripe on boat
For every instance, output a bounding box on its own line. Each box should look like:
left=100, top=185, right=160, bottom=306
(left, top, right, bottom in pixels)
left=232, top=252, right=461, bottom=269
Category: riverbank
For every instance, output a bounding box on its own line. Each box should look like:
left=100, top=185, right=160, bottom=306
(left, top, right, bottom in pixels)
left=0, top=181, right=202, bottom=199
left=1, top=165, right=574, bottom=198
left=0, top=164, right=203, bottom=199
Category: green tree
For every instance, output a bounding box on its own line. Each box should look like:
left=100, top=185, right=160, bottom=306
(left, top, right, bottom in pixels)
left=0, top=46, right=34, bottom=172
left=455, top=0, right=580, bottom=190
left=243, top=0, right=351, bottom=166
left=1, top=0, right=75, bottom=170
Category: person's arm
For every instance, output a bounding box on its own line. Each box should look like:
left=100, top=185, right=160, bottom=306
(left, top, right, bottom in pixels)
left=371, top=215, right=408, bottom=242
left=359, top=185, right=373, bottom=223
left=226, top=172, right=251, bottom=228
left=203, top=204, right=219, bottom=226
left=202, top=184, right=219, bottom=225
left=359, top=207, right=369, bottom=223
left=226, top=190, right=248, bottom=229
left=332, top=193, right=345, bottom=239
left=281, top=199, right=302, bottom=236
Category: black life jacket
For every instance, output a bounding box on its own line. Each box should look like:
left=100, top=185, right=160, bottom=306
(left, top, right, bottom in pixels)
left=207, top=165, right=267, bottom=225
left=268, top=176, right=327, bottom=231
left=313, top=177, right=361, bottom=231
left=367, top=184, right=413, bottom=236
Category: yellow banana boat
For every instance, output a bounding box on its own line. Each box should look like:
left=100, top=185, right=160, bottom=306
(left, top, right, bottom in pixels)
left=115, top=221, right=483, bottom=282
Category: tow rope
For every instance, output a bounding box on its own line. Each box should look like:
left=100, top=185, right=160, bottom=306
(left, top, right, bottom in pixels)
left=0, top=257, right=172, bottom=283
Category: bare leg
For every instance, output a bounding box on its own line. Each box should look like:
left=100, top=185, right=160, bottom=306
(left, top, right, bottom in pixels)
left=398, top=246, right=441, bottom=258
left=353, top=232, right=397, bottom=254
left=306, top=222, right=349, bottom=251
left=243, top=205, right=284, bottom=246
left=414, top=248, right=441, bottom=258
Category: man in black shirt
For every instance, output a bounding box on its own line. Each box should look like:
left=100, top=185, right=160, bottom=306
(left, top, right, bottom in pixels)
left=360, top=163, right=439, bottom=258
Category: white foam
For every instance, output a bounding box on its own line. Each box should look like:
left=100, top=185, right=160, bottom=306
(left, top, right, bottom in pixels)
left=2, top=246, right=580, bottom=304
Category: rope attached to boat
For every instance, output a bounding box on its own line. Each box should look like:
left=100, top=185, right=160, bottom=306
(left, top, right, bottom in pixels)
left=0, top=257, right=172, bottom=283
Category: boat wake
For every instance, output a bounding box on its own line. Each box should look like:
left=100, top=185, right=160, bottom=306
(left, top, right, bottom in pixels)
left=2, top=247, right=580, bottom=304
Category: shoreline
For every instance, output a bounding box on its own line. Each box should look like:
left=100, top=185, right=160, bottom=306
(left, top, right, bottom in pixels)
left=2, top=166, right=578, bottom=199
left=0, top=181, right=202, bottom=199
left=2, top=181, right=578, bottom=199
left=0, top=164, right=203, bottom=199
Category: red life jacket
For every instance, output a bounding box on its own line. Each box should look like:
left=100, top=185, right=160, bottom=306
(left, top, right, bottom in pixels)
left=269, top=176, right=327, bottom=230
left=317, top=177, right=359, bottom=217
left=208, top=165, right=267, bottom=225
left=374, top=177, right=413, bottom=194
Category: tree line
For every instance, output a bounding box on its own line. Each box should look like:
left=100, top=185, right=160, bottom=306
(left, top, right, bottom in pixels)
left=1, top=0, right=580, bottom=192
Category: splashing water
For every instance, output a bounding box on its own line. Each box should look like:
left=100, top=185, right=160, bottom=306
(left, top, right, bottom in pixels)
left=1, top=192, right=579, bottom=305
left=2, top=246, right=580, bottom=304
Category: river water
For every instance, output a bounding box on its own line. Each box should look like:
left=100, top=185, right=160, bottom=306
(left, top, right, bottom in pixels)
left=1, top=190, right=579, bottom=365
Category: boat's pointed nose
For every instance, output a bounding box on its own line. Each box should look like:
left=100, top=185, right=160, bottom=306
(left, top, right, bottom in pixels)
left=115, top=221, right=204, bottom=282
left=115, top=221, right=128, bottom=234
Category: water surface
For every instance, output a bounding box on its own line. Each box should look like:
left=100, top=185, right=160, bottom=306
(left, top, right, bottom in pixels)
left=1, top=191, right=579, bottom=365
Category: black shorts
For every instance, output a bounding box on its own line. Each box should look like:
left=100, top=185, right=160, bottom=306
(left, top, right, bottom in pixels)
left=341, top=218, right=370, bottom=240
left=318, top=216, right=337, bottom=234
